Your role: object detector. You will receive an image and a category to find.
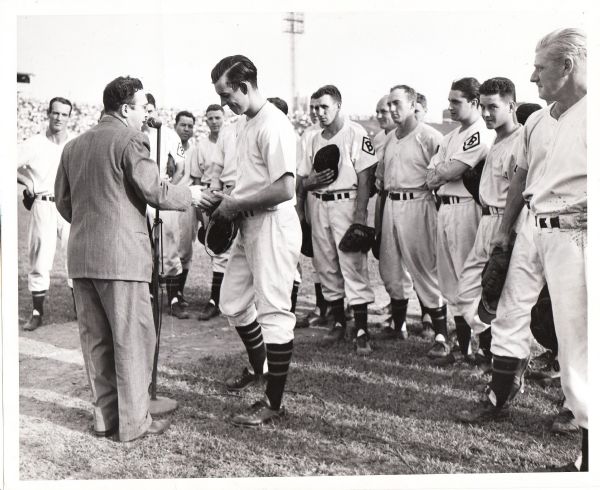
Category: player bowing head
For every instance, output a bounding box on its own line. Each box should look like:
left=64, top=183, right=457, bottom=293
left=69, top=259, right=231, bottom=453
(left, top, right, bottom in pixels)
left=211, top=55, right=259, bottom=116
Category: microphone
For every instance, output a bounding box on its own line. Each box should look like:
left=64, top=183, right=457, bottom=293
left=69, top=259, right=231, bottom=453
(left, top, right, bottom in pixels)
left=146, top=117, right=162, bottom=129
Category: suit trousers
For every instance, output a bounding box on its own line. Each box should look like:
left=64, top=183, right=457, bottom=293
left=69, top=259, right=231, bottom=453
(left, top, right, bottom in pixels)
left=73, top=278, right=155, bottom=441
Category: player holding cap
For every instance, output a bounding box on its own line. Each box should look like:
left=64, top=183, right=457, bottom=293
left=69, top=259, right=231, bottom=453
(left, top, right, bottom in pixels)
left=206, top=55, right=301, bottom=427
left=426, top=78, right=495, bottom=358
left=299, top=85, right=377, bottom=354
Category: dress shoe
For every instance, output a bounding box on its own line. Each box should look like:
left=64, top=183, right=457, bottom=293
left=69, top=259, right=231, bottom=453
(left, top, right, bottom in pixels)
left=126, top=419, right=171, bottom=442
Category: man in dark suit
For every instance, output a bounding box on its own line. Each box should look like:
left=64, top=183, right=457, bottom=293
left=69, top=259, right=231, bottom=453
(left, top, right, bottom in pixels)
left=54, top=76, right=203, bottom=442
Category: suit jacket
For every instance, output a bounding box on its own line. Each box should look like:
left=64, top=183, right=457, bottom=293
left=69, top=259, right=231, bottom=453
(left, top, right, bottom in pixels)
left=55, top=114, right=192, bottom=282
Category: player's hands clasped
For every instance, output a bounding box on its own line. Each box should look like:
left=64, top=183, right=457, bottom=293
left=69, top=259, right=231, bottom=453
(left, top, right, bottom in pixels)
left=211, top=191, right=241, bottom=221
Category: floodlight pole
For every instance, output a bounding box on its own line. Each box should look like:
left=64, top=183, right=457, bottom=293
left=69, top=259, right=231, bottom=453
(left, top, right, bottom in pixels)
left=283, top=12, right=305, bottom=113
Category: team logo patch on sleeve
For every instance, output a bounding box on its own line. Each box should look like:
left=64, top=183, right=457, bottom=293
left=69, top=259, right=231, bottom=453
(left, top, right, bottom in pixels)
left=463, top=132, right=480, bottom=151
left=362, top=136, right=375, bottom=155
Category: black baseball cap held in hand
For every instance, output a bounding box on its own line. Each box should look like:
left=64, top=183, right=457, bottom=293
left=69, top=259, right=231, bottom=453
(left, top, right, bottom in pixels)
left=313, top=144, right=341, bottom=182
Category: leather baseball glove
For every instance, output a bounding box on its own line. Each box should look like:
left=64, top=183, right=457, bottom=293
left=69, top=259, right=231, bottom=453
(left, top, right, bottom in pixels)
left=339, top=223, right=375, bottom=253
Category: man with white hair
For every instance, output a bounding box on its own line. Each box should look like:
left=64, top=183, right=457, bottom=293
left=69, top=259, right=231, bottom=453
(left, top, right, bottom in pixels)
left=458, top=28, right=588, bottom=472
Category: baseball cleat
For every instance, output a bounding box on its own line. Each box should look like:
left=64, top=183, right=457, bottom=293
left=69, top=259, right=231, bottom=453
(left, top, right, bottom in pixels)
left=456, top=398, right=509, bottom=424
left=296, top=306, right=329, bottom=329
left=231, top=399, right=286, bottom=427
left=169, top=301, right=189, bottom=319
left=23, top=314, right=43, bottom=331
left=354, top=331, right=372, bottom=355
left=377, top=319, right=408, bottom=340
left=323, top=322, right=346, bottom=343
left=177, top=294, right=189, bottom=308
left=427, top=335, right=450, bottom=358
left=551, top=408, right=579, bottom=434
left=197, top=301, right=220, bottom=321
left=225, top=367, right=266, bottom=392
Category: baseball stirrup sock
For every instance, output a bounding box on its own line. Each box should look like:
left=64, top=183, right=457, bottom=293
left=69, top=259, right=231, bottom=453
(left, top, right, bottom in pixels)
left=32, top=290, right=47, bottom=316
left=290, top=281, right=300, bottom=313
left=330, top=298, right=346, bottom=327
left=478, top=327, right=492, bottom=358
left=178, top=269, right=189, bottom=297
left=454, top=316, right=472, bottom=356
left=315, top=283, right=326, bottom=315
left=210, top=271, right=224, bottom=306
left=489, top=355, right=529, bottom=408
left=417, top=295, right=427, bottom=320
left=581, top=428, right=589, bottom=471
left=352, top=303, right=368, bottom=332
left=266, top=340, right=293, bottom=411
left=391, top=298, right=409, bottom=331
left=166, top=276, right=180, bottom=303
left=426, top=305, right=448, bottom=339
left=235, top=321, right=266, bottom=375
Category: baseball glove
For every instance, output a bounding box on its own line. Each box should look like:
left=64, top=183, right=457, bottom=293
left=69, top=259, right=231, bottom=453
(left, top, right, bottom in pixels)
left=197, top=222, right=206, bottom=245
left=530, top=284, right=557, bottom=353
left=204, top=216, right=238, bottom=257
left=478, top=245, right=513, bottom=322
left=339, top=223, right=375, bottom=253
left=462, top=158, right=485, bottom=205
left=300, top=219, right=313, bottom=258
left=22, top=189, right=35, bottom=211
left=313, top=144, right=341, bottom=182
left=372, top=232, right=381, bottom=260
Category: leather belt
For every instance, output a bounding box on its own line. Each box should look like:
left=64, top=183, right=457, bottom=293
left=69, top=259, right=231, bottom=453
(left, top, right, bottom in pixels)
left=481, top=205, right=503, bottom=216
left=313, top=191, right=354, bottom=202
left=440, top=196, right=462, bottom=205
left=38, top=195, right=55, bottom=202
left=388, top=191, right=415, bottom=201
left=535, top=216, right=560, bottom=229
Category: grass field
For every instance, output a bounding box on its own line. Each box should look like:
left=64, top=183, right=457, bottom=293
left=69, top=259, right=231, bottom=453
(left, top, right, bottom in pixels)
left=15, top=190, right=580, bottom=481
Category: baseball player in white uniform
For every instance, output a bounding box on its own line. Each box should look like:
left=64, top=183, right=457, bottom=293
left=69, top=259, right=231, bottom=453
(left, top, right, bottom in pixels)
left=191, top=104, right=231, bottom=321
left=173, top=110, right=197, bottom=307
left=143, top=94, right=189, bottom=319
left=438, top=77, right=522, bottom=367
left=295, top=97, right=330, bottom=328
left=459, top=28, right=588, bottom=472
left=17, top=97, right=74, bottom=331
left=299, top=85, right=377, bottom=354
left=415, top=93, right=428, bottom=123
left=378, top=85, right=446, bottom=344
left=204, top=55, right=301, bottom=427
left=426, top=78, right=495, bottom=358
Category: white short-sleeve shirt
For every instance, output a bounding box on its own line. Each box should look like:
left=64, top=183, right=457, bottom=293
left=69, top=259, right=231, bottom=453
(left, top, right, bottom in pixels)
left=430, top=118, right=494, bottom=197
left=18, top=132, right=72, bottom=195
left=306, top=119, right=378, bottom=193
left=231, top=102, right=297, bottom=208
left=382, top=123, right=443, bottom=191
left=529, top=96, right=586, bottom=215
left=478, top=126, right=522, bottom=208
left=516, top=106, right=558, bottom=203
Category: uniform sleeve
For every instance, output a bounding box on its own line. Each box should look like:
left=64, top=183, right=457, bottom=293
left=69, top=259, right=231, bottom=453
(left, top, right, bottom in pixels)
left=514, top=127, right=529, bottom=172
left=123, top=132, right=192, bottom=211
left=450, top=128, right=491, bottom=168
left=353, top=128, right=379, bottom=174
left=54, top=147, right=72, bottom=223
left=259, top=116, right=297, bottom=184
left=296, top=131, right=312, bottom=177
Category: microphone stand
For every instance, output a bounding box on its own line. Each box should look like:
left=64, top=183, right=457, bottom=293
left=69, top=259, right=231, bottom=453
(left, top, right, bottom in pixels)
left=148, top=119, right=178, bottom=416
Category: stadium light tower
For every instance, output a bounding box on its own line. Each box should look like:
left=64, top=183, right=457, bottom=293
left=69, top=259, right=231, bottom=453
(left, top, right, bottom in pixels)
left=283, top=12, right=304, bottom=113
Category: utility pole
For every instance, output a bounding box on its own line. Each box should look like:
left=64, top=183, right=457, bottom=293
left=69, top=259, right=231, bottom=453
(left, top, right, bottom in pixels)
left=283, top=12, right=304, bottom=113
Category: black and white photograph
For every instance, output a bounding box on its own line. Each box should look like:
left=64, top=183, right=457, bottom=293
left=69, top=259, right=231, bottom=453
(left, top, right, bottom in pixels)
left=1, top=0, right=598, bottom=488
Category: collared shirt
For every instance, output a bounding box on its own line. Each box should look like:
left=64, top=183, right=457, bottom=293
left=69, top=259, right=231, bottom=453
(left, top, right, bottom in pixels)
left=529, top=96, right=586, bottom=215
left=305, top=119, right=378, bottom=193
left=382, top=123, right=443, bottom=191
left=18, top=131, right=72, bottom=195
left=231, top=102, right=297, bottom=208
left=479, top=126, right=522, bottom=208
left=430, top=118, right=494, bottom=197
